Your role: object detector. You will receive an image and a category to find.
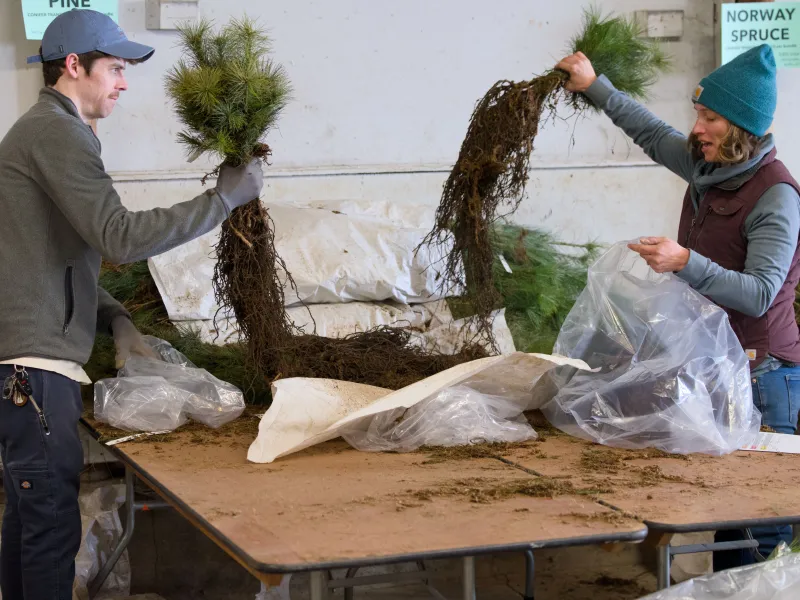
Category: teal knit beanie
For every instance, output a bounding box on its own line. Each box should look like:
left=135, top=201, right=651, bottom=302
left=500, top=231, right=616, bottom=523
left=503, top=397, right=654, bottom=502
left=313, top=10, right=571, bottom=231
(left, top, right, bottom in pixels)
left=692, top=44, right=777, bottom=136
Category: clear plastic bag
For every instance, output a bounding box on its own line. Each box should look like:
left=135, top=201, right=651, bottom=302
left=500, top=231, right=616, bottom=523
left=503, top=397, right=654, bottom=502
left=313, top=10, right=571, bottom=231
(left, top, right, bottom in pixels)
left=73, top=484, right=131, bottom=600
left=121, top=356, right=245, bottom=429
left=539, top=242, right=759, bottom=456
left=142, top=334, right=195, bottom=366
left=341, top=355, right=543, bottom=453
left=94, top=376, right=190, bottom=432
left=94, top=337, right=245, bottom=432
left=640, top=552, right=800, bottom=599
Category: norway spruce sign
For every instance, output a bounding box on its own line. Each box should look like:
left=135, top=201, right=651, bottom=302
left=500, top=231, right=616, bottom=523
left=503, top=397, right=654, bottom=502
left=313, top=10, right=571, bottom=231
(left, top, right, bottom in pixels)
left=721, top=2, right=800, bottom=67
left=21, top=0, right=118, bottom=40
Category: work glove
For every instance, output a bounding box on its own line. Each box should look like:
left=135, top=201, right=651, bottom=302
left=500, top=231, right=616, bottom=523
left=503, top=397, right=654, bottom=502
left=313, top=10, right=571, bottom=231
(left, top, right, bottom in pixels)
left=215, top=159, right=264, bottom=213
left=112, top=316, right=161, bottom=369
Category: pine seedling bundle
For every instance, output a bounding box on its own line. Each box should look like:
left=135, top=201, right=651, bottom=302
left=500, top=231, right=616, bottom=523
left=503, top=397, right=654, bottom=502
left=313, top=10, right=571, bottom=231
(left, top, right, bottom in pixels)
left=419, top=8, right=670, bottom=349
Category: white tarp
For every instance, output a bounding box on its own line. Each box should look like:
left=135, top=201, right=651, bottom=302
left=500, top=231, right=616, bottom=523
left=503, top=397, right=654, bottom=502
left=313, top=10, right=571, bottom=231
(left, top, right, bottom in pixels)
left=148, top=200, right=452, bottom=321
left=247, top=352, right=590, bottom=463
left=175, top=303, right=517, bottom=356
left=175, top=299, right=451, bottom=345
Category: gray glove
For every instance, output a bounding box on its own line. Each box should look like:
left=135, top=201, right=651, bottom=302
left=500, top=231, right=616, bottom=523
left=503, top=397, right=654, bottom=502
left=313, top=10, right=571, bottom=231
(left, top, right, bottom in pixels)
left=215, top=159, right=264, bottom=212
left=111, top=316, right=162, bottom=369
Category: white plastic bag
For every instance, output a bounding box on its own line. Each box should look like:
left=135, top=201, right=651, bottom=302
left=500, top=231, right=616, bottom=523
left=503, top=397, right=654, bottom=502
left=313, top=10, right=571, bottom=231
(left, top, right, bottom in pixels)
left=539, top=242, right=759, bottom=456
left=639, top=552, right=800, bottom=599
left=94, top=337, right=245, bottom=432
left=73, top=484, right=131, bottom=600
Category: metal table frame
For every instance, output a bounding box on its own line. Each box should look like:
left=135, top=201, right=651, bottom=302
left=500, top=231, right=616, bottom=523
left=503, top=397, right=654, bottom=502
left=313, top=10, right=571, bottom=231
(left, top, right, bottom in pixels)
left=81, top=421, right=648, bottom=600
left=648, top=518, right=800, bottom=589
left=81, top=420, right=800, bottom=597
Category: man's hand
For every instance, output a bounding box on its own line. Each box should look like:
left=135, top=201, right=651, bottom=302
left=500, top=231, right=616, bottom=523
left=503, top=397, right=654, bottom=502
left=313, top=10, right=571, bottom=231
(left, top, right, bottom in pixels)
left=215, top=158, right=265, bottom=213
left=111, top=316, right=161, bottom=369
left=555, top=51, right=597, bottom=93
left=628, top=237, right=691, bottom=273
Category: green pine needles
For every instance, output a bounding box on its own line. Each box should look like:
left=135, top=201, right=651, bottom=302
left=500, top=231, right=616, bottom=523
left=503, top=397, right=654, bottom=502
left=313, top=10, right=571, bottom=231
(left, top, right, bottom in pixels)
left=570, top=7, right=671, bottom=108
left=165, top=16, right=291, bottom=166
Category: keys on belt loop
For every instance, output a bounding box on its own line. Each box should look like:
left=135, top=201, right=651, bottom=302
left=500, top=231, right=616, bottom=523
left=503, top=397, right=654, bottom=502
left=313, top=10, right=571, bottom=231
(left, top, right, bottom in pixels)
left=3, top=366, right=50, bottom=435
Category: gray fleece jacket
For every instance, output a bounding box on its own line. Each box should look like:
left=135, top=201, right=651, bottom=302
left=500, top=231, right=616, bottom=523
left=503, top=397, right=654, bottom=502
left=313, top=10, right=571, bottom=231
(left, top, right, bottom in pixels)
left=0, top=87, right=230, bottom=365
left=585, top=75, right=800, bottom=320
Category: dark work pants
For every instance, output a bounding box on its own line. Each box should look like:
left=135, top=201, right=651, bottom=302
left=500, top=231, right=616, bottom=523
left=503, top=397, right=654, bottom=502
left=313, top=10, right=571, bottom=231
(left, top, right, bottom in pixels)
left=713, top=365, right=800, bottom=571
left=0, top=365, right=84, bottom=600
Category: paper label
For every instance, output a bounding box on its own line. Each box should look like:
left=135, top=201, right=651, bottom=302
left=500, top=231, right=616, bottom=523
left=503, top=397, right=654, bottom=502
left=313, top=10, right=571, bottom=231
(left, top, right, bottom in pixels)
left=739, top=432, right=800, bottom=454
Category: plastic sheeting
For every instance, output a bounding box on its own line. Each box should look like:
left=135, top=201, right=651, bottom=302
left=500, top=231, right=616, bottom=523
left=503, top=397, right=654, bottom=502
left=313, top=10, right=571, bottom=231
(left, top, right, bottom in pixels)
left=538, top=242, right=759, bottom=456
left=73, top=484, right=130, bottom=600
left=247, top=352, right=591, bottom=463
left=639, top=553, right=800, bottom=599
left=148, top=200, right=452, bottom=321
left=94, top=337, right=245, bottom=432
left=341, top=383, right=537, bottom=452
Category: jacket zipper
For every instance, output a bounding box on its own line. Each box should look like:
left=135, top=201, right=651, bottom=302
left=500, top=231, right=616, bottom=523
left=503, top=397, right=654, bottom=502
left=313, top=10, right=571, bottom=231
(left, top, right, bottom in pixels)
left=64, top=265, right=75, bottom=335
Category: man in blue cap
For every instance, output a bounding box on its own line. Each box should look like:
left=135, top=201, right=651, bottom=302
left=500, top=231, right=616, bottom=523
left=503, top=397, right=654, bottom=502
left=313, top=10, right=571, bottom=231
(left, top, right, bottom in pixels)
left=0, top=10, right=263, bottom=597
left=556, top=44, right=800, bottom=571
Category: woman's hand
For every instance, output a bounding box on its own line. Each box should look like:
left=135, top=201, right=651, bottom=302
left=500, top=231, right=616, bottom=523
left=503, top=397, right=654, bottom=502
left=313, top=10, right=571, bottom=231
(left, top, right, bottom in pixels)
left=555, top=52, right=598, bottom=93
left=628, top=237, right=691, bottom=273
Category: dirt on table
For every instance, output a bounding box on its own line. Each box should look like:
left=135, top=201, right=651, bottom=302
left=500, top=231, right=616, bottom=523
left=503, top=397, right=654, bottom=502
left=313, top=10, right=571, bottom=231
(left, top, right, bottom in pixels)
left=562, top=511, right=631, bottom=526
left=405, top=472, right=621, bottom=506
left=409, top=476, right=577, bottom=505
left=417, top=441, right=541, bottom=464
left=82, top=402, right=263, bottom=447
left=579, top=446, right=690, bottom=475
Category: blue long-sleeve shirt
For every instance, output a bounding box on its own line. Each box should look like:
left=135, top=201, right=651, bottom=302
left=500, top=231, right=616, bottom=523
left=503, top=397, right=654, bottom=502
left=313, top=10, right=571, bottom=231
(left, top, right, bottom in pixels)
left=584, top=75, right=800, bottom=320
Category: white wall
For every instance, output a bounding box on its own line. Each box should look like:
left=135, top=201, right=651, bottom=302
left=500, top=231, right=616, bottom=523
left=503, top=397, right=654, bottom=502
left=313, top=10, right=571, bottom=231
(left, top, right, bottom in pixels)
left=3, top=0, right=798, bottom=244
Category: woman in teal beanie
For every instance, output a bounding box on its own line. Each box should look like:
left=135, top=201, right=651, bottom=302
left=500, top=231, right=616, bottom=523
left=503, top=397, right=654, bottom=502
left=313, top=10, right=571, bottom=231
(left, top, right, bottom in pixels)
left=556, top=44, right=800, bottom=571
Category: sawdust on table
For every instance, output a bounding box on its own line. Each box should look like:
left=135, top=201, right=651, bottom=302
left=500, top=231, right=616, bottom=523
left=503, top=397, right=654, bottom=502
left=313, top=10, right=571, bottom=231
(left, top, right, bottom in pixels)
left=577, top=446, right=691, bottom=492
left=402, top=474, right=616, bottom=506
left=417, top=441, right=543, bottom=464
left=561, top=511, right=630, bottom=526
left=82, top=403, right=263, bottom=446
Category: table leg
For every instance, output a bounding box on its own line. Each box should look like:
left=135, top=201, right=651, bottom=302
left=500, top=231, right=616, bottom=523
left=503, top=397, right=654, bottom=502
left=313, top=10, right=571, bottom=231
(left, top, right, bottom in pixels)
left=343, top=567, right=359, bottom=600
left=462, top=556, right=476, bottom=600
left=309, top=570, right=327, bottom=600
left=656, top=543, right=671, bottom=590
left=523, top=550, right=535, bottom=600
left=89, top=467, right=136, bottom=598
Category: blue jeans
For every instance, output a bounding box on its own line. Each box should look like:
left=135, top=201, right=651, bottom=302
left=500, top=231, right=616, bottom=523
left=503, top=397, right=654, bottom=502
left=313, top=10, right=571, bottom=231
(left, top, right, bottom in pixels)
left=713, top=364, right=800, bottom=572
left=0, top=365, right=84, bottom=600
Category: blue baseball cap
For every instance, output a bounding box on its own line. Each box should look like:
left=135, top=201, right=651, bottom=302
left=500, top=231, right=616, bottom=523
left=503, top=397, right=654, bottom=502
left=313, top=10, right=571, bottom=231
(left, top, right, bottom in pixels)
left=27, top=9, right=154, bottom=64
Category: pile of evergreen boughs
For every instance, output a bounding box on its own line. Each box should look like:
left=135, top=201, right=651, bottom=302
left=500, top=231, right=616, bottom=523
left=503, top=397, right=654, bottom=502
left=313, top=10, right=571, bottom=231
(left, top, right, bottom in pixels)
left=419, top=7, right=670, bottom=349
